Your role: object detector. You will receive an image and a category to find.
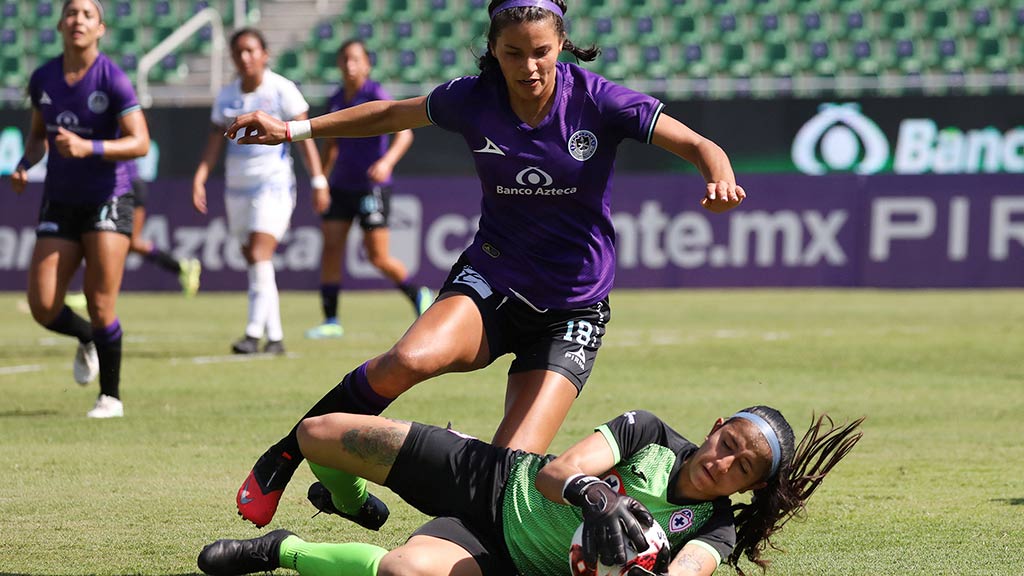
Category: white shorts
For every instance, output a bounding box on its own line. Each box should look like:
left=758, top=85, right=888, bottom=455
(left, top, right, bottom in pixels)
left=224, top=180, right=297, bottom=245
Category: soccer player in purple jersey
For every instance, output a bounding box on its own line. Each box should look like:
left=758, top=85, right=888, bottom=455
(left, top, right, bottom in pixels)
left=9, top=0, right=149, bottom=418
left=197, top=407, right=863, bottom=576
left=224, top=0, right=746, bottom=529
left=305, top=39, right=432, bottom=341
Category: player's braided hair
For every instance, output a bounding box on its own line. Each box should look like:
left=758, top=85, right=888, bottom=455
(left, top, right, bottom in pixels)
left=478, top=0, right=599, bottom=76
left=726, top=406, right=865, bottom=575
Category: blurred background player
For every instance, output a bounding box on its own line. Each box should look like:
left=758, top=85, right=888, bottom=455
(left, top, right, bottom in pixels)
left=225, top=0, right=745, bottom=530
left=306, top=39, right=431, bottom=341
left=9, top=0, right=150, bottom=418
left=197, top=405, right=864, bottom=576
left=125, top=159, right=201, bottom=296
left=192, top=27, right=329, bottom=355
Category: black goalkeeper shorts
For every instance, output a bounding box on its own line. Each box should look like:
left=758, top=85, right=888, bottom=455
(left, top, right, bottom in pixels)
left=385, top=422, right=520, bottom=576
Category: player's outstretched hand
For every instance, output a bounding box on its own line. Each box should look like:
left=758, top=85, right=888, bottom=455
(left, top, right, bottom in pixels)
left=225, top=111, right=287, bottom=145
left=564, top=475, right=654, bottom=567
left=700, top=180, right=746, bottom=213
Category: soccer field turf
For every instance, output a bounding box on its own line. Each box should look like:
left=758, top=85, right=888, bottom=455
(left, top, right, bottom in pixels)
left=0, top=289, right=1021, bottom=575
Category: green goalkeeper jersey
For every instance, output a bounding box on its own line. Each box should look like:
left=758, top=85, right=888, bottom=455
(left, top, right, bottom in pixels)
left=501, top=410, right=736, bottom=576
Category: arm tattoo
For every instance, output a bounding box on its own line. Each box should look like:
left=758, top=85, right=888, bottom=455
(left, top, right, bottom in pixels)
left=671, top=551, right=706, bottom=575
left=340, top=420, right=409, bottom=467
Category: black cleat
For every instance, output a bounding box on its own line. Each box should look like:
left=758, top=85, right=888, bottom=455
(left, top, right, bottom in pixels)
left=231, top=336, right=260, bottom=355
left=263, top=340, right=286, bottom=355
left=307, top=481, right=390, bottom=531
left=197, top=529, right=294, bottom=576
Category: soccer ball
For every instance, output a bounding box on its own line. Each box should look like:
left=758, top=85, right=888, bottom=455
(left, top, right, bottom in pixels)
left=568, top=521, right=669, bottom=576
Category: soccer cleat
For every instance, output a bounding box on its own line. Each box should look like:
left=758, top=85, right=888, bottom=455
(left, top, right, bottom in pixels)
left=179, top=258, right=202, bottom=298
left=73, top=341, right=99, bottom=385
left=263, top=340, right=286, bottom=355
left=86, top=394, right=124, bottom=418
left=305, top=322, right=344, bottom=339
left=197, top=528, right=294, bottom=576
left=413, top=286, right=434, bottom=316
left=306, top=481, right=390, bottom=531
left=231, top=336, right=260, bottom=355
left=236, top=448, right=300, bottom=528
left=64, top=292, right=88, bottom=311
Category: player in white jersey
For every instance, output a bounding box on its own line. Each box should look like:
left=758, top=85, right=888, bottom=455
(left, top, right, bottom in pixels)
left=192, top=28, right=330, bottom=355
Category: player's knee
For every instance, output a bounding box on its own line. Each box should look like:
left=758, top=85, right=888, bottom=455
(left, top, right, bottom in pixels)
left=379, top=344, right=437, bottom=383
left=296, top=416, right=330, bottom=452
left=377, top=548, right=448, bottom=576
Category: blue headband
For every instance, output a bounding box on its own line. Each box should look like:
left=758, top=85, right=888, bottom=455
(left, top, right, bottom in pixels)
left=731, top=412, right=783, bottom=478
left=489, top=0, right=564, bottom=19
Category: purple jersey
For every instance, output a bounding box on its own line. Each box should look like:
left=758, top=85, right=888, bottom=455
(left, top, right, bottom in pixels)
left=28, top=53, right=141, bottom=205
left=427, top=62, right=664, bottom=308
left=327, top=80, right=393, bottom=189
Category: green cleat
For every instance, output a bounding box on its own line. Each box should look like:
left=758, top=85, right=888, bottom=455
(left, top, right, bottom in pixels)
left=65, top=292, right=88, bottom=311
left=179, top=258, right=201, bottom=298
left=414, top=286, right=434, bottom=316
left=305, top=322, right=344, bottom=340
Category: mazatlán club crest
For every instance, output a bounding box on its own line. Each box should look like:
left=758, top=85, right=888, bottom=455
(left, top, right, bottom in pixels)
left=88, top=91, right=109, bottom=114
left=568, top=129, right=598, bottom=161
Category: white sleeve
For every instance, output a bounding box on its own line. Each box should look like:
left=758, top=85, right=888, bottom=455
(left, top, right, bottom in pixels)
left=279, top=76, right=310, bottom=120
left=210, top=93, right=226, bottom=128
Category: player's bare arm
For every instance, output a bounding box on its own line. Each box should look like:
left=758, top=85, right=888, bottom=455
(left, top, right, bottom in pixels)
left=535, top=432, right=617, bottom=503
left=651, top=113, right=746, bottom=213
left=666, top=542, right=719, bottom=576
left=226, top=97, right=432, bottom=145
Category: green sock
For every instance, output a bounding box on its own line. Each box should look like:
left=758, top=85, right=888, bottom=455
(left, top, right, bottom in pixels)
left=279, top=535, right=387, bottom=576
left=308, top=461, right=368, bottom=515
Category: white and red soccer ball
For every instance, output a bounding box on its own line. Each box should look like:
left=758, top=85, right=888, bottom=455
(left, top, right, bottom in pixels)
left=568, top=521, right=669, bottom=576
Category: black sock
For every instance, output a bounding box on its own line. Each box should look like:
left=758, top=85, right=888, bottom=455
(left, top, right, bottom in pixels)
left=144, top=247, right=182, bottom=273
left=46, top=306, right=92, bottom=342
left=320, top=284, right=340, bottom=321
left=93, top=320, right=123, bottom=399
left=275, top=362, right=393, bottom=457
left=397, top=281, right=419, bottom=303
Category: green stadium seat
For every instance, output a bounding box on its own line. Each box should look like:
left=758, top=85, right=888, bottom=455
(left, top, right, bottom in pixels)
left=277, top=49, right=307, bottom=82
left=680, top=43, right=710, bottom=78
left=112, top=27, right=141, bottom=55
left=974, top=37, right=1009, bottom=72
left=762, top=41, right=795, bottom=76
left=0, top=27, right=22, bottom=58
left=29, top=1, right=56, bottom=27
left=1, top=2, right=19, bottom=24
left=720, top=42, right=753, bottom=76
left=113, top=1, right=142, bottom=28
left=314, top=48, right=342, bottom=84
left=309, top=21, right=342, bottom=55
left=36, top=27, right=62, bottom=60
left=846, top=39, right=880, bottom=75
left=1, top=55, right=24, bottom=88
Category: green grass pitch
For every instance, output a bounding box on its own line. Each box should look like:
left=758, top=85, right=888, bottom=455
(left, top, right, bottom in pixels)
left=0, top=289, right=1021, bottom=575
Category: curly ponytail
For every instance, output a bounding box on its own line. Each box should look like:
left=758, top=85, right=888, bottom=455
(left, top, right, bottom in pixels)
left=478, top=1, right=599, bottom=77
left=727, top=407, right=865, bottom=575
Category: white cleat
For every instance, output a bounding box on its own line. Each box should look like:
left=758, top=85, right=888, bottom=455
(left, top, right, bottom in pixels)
left=73, top=341, right=99, bottom=385
left=87, top=394, right=124, bottom=419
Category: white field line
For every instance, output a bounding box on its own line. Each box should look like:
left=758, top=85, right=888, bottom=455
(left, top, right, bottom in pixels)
left=0, top=364, right=46, bottom=376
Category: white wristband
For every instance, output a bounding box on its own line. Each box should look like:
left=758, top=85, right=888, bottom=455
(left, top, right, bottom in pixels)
left=287, top=120, right=312, bottom=142
left=310, top=175, right=328, bottom=189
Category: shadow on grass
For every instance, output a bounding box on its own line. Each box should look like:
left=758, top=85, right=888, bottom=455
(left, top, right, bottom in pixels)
left=991, top=497, right=1024, bottom=506
left=0, top=409, right=59, bottom=418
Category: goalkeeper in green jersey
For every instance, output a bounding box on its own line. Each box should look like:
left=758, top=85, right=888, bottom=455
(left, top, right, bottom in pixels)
left=199, top=406, right=863, bottom=576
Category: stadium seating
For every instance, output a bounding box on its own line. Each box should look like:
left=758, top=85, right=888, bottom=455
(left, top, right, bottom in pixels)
left=1, top=0, right=1021, bottom=102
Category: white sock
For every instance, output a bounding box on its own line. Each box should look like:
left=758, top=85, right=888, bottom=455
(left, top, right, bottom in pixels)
left=245, top=260, right=277, bottom=339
